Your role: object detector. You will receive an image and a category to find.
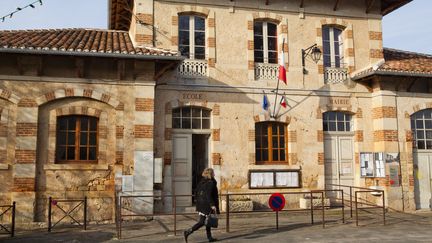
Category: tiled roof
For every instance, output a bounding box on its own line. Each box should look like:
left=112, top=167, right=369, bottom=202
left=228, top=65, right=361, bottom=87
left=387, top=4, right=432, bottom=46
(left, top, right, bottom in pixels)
left=352, top=48, right=432, bottom=80
left=0, top=28, right=180, bottom=58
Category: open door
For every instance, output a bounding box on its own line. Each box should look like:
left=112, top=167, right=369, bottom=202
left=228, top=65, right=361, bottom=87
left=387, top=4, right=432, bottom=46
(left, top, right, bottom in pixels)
left=172, top=133, right=192, bottom=206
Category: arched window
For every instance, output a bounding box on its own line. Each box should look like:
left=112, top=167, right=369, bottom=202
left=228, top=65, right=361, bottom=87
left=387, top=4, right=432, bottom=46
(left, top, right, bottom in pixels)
left=178, top=15, right=206, bottom=60
left=255, top=121, right=287, bottom=164
left=411, top=109, right=432, bottom=150
left=323, top=111, right=351, bottom=132
left=56, top=115, right=98, bottom=163
left=254, top=21, right=278, bottom=64
left=172, top=107, right=211, bottom=129
left=322, top=26, right=344, bottom=68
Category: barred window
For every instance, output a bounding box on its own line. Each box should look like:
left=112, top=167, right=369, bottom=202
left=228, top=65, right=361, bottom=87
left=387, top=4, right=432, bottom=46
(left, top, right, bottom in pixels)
left=56, top=116, right=98, bottom=163
left=411, top=109, right=432, bottom=150
left=323, top=111, right=351, bottom=132
left=172, top=107, right=211, bottom=129
left=255, top=122, right=287, bottom=164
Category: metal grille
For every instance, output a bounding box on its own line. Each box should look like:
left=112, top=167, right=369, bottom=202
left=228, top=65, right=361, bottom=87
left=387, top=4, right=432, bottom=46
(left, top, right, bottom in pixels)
left=255, top=63, right=278, bottom=80
left=178, top=59, right=208, bottom=78
left=324, top=67, right=349, bottom=83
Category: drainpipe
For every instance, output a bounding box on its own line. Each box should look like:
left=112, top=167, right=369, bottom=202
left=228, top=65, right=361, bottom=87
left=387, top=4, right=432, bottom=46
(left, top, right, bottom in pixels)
left=395, top=93, right=405, bottom=211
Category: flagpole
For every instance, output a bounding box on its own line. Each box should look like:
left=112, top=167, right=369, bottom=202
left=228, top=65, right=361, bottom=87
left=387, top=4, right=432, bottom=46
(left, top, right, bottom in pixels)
left=272, top=38, right=285, bottom=118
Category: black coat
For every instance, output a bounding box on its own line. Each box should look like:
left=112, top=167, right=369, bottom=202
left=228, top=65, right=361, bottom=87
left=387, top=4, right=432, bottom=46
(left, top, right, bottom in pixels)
left=195, top=178, right=220, bottom=215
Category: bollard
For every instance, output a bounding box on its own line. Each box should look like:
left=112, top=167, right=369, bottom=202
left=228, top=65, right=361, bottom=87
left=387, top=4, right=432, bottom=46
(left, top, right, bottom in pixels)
left=11, top=201, right=16, bottom=237
left=48, top=197, right=52, bottom=232
left=226, top=194, right=230, bottom=233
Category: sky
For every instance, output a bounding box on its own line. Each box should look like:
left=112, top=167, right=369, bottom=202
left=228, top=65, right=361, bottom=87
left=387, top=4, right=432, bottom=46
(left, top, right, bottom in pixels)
left=0, top=0, right=431, bottom=54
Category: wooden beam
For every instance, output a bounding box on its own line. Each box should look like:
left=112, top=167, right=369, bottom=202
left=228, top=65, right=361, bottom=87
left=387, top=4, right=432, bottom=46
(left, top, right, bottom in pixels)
left=75, top=58, right=85, bottom=78
left=333, top=0, right=341, bottom=11
left=117, top=59, right=125, bottom=80
left=299, top=0, right=304, bottom=8
left=365, top=0, right=375, bottom=13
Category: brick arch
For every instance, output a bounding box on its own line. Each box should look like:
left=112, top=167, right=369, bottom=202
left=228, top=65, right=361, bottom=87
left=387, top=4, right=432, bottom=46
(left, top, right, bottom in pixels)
left=55, top=106, right=103, bottom=118
left=0, top=88, right=20, bottom=104
left=315, top=18, right=355, bottom=75
left=408, top=103, right=432, bottom=117
left=33, top=88, right=121, bottom=108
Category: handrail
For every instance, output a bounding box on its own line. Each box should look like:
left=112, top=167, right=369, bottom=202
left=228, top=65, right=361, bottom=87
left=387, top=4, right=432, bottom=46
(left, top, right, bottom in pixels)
left=0, top=202, right=16, bottom=237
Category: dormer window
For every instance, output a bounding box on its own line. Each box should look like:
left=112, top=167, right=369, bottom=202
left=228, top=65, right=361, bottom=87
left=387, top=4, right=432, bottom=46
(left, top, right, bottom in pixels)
left=179, top=15, right=205, bottom=60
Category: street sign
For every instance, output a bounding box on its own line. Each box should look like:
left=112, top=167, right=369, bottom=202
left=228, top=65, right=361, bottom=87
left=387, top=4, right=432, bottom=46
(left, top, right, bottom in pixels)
left=269, top=193, right=286, bottom=211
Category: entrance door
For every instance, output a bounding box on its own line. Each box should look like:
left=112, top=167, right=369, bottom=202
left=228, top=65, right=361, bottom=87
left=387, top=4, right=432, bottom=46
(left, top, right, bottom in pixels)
left=414, top=152, right=432, bottom=209
left=172, top=133, right=192, bottom=206
left=324, top=135, right=354, bottom=197
left=192, top=134, right=209, bottom=203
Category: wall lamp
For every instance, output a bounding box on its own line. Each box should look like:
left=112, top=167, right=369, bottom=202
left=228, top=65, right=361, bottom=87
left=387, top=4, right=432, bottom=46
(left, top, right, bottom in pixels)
left=301, top=44, right=322, bottom=74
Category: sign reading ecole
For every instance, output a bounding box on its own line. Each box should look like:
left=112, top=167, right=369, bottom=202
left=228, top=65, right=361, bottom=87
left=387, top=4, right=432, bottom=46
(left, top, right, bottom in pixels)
left=182, top=93, right=205, bottom=100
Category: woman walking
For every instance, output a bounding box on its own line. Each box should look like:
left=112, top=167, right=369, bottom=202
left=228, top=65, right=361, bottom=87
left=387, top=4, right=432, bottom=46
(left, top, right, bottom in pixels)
left=184, top=168, right=219, bottom=242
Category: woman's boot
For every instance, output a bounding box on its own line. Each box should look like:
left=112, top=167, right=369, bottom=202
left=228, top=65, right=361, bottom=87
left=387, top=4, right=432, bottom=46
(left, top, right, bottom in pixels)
left=183, top=228, right=193, bottom=242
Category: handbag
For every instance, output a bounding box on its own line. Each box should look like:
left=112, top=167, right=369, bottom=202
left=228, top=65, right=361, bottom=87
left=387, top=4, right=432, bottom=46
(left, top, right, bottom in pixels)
left=205, top=213, right=218, bottom=228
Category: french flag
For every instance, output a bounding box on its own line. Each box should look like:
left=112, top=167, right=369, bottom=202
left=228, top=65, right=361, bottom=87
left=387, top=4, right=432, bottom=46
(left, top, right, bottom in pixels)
left=278, top=50, right=287, bottom=84
left=280, top=95, right=287, bottom=108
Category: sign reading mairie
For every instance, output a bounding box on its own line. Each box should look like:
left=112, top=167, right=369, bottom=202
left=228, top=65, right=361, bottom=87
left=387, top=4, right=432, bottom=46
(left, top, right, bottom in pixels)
left=327, top=97, right=351, bottom=109
left=182, top=93, right=205, bottom=100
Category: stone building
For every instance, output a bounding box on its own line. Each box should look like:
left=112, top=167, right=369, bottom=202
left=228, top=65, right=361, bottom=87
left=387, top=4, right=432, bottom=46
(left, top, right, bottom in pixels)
left=1, top=0, right=431, bottom=224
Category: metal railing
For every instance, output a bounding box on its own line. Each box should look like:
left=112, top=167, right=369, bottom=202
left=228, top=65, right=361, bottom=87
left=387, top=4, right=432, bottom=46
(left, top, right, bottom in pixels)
left=255, top=63, right=278, bottom=80
left=48, top=197, right=87, bottom=232
left=116, top=190, right=347, bottom=239
left=0, top=202, right=16, bottom=237
left=178, top=59, right=208, bottom=78
left=328, top=184, right=385, bottom=226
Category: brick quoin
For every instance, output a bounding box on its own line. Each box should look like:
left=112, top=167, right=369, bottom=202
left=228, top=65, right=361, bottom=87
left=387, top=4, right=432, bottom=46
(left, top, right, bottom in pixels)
left=116, top=151, right=123, bottom=164
left=16, top=123, right=37, bottom=136
left=288, top=131, right=297, bottom=142
left=355, top=130, right=364, bottom=142
left=318, top=152, right=324, bottom=165
left=212, top=129, right=220, bottom=141
left=370, top=49, right=384, bottom=59
left=136, top=13, right=153, bottom=25
left=369, top=31, right=383, bottom=40
left=248, top=130, right=255, bottom=141
left=136, top=34, right=153, bottom=45
left=17, top=98, right=38, bottom=107
left=135, top=98, right=154, bottom=112
left=134, top=125, right=153, bottom=138
left=0, top=124, right=7, bottom=137
left=116, top=126, right=124, bottom=139
left=212, top=104, right=220, bottom=116
left=208, top=18, right=215, bottom=28
left=373, top=130, right=398, bottom=142
left=212, top=153, right=221, bottom=165
left=15, top=150, right=36, bottom=163
left=0, top=150, right=6, bottom=160
left=13, top=178, right=35, bottom=192
left=372, top=106, right=397, bottom=119
left=317, top=130, right=323, bottom=142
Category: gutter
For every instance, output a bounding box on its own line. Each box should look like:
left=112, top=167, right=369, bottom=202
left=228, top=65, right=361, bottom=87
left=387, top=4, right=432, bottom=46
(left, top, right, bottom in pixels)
left=352, top=70, right=432, bottom=81
left=0, top=48, right=185, bottom=61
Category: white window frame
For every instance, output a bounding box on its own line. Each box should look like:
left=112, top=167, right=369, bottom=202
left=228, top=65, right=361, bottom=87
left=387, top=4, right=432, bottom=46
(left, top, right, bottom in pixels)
left=179, top=15, right=206, bottom=60
left=323, top=26, right=344, bottom=68
left=254, top=21, right=278, bottom=64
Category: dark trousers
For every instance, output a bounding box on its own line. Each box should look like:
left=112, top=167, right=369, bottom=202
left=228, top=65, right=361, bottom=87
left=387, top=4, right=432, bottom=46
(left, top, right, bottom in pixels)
left=190, top=214, right=212, bottom=239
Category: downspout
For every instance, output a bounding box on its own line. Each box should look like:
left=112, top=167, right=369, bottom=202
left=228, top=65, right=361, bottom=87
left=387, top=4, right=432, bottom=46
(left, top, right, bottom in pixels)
left=395, top=93, right=405, bottom=211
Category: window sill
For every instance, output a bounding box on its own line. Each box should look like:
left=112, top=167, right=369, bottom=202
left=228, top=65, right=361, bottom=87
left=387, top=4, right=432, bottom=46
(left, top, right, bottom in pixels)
left=0, top=164, right=9, bottom=170
left=44, top=164, right=109, bottom=171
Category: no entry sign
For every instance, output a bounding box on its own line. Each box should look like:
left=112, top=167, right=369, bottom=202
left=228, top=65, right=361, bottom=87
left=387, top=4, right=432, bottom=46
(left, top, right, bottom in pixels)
left=268, top=193, right=285, bottom=211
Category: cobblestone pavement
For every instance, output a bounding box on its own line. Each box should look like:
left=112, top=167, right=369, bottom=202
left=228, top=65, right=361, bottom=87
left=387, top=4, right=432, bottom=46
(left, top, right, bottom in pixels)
left=1, top=210, right=432, bottom=243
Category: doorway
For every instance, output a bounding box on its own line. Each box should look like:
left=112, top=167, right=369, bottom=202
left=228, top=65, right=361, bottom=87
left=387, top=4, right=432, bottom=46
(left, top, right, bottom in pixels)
left=172, top=133, right=209, bottom=207
left=192, top=134, right=209, bottom=203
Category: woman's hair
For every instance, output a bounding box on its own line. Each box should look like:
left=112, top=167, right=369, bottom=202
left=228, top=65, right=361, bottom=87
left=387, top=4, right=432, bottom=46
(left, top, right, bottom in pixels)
left=201, top=168, right=214, bottom=179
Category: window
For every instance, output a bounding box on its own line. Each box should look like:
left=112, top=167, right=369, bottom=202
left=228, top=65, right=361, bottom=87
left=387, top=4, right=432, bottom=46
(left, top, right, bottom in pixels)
left=411, top=109, right=432, bottom=150
left=249, top=170, right=301, bottom=189
left=254, top=21, right=278, bottom=63
left=323, top=111, right=351, bottom=132
left=56, top=116, right=98, bottom=163
left=255, top=122, right=287, bottom=164
left=322, top=26, right=344, bottom=68
left=178, top=15, right=205, bottom=59
left=172, top=107, right=210, bottom=129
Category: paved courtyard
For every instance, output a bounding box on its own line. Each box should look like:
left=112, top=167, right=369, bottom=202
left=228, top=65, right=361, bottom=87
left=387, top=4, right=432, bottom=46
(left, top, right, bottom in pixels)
left=1, top=210, right=432, bottom=242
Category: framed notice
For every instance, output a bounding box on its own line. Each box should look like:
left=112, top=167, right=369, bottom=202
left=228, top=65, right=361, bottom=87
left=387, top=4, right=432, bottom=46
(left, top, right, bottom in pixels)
left=249, top=170, right=301, bottom=189
left=360, top=152, right=385, bottom=178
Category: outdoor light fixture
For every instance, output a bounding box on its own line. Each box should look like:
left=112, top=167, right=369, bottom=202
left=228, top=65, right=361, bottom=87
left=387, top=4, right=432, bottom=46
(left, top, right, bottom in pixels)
left=301, top=43, right=322, bottom=74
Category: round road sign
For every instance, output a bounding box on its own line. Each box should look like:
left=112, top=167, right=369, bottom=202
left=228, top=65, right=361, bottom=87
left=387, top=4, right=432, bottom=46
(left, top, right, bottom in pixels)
left=268, top=193, right=285, bottom=211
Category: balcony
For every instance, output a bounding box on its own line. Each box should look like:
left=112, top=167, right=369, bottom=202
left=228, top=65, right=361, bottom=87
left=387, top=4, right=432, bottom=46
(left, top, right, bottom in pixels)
left=324, top=66, right=349, bottom=84
left=178, top=59, right=208, bottom=78
left=255, top=63, right=278, bottom=81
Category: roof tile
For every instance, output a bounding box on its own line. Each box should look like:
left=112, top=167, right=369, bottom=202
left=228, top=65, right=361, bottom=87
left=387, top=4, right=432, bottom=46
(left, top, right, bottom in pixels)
left=0, top=28, right=179, bottom=57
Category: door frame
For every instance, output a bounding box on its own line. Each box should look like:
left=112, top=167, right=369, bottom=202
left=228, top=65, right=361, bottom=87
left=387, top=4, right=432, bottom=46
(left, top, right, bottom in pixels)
left=171, top=129, right=211, bottom=206
left=324, top=131, right=355, bottom=186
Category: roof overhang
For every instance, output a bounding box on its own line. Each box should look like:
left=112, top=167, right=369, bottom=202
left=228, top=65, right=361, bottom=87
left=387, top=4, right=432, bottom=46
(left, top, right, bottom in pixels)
left=109, top=0, right=133, bottom=31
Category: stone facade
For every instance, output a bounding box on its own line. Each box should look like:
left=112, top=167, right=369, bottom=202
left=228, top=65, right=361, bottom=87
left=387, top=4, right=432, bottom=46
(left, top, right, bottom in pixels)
left=0, top=0, right=428, bottom=225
